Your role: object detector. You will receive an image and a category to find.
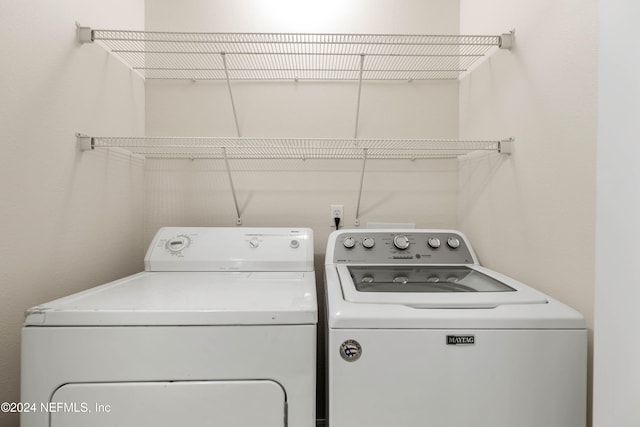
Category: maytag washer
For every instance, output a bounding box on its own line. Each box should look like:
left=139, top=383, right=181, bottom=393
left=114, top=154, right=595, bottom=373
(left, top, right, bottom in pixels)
left=325, top=229, right=586, bottom=427
left=22, top=227, right=317, bottom=427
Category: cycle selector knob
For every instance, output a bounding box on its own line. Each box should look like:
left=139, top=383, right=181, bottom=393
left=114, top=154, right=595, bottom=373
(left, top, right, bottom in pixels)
left=393, top=234, right=410, bottom=250
left=362, top=237, right=376, bottom=249
left=427, top=237, right=441, bottom=249
left=166, top=235, right=190, bottom=253
left=447, top=237, right=460, bottom=249
left=343, top=237, right=356, bottom=249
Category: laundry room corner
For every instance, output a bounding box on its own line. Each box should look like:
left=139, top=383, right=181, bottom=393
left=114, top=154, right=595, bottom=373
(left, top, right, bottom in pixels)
left=0, top=2, right=145, bottom=426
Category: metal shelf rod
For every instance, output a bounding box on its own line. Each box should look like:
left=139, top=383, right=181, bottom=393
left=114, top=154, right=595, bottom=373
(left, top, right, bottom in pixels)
left=221, top=52, right=241, bottom=137
left=222, top=147, right=242, bottom=225
left=354, top=54, right=365, bottom=139
left=354, top=148, right=368, bottom=226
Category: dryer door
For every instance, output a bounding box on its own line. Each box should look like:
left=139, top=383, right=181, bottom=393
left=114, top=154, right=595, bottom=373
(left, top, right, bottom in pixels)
left=50, top=380, right=286, bottom=427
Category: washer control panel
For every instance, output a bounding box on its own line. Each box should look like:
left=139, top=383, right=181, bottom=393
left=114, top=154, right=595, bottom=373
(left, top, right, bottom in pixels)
left=331, top=230, right=476, bottom=265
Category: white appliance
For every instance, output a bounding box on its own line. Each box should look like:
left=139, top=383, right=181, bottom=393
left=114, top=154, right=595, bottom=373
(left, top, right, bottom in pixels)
left=21, top=227, right=317, bottom=427
left=325, top=229, right=586, bottom=427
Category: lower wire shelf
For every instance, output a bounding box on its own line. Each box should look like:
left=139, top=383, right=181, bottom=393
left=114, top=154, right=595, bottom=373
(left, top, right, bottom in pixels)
left=77, top=135, right=512, bottom=159
left=77, top=134, right=512, bottom=226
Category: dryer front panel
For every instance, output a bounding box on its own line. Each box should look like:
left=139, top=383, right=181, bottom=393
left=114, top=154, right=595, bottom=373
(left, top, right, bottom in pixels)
left=50, top=381, right=285, bottom=427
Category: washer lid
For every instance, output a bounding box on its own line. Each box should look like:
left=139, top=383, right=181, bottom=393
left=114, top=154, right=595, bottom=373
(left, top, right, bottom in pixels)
left=338, top=264, right=547, bottom=308
left=25, top=271, right=317, bottom=326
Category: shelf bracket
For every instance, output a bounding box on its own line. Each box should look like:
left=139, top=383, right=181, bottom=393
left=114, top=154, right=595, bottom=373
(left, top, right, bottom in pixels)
left=354, top=54, right=365, bottom=139
left=499, top=137, right=514, bottom=154
left=76, top=25, right=93, bottom=44
left=76, top=133, right=94, bottom=151
left=222, top=147, right=242, bottom=225
left=354, top=148, right=368, bottom=226
left=499, top=30, right=515, bottom=50
left=221, top=53, right=242, bottom=137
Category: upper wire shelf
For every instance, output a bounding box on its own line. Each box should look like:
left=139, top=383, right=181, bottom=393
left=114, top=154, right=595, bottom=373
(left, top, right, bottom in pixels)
left=77, top=135, right=513, bottom=160
left=78, top=28, right=513, bottom=81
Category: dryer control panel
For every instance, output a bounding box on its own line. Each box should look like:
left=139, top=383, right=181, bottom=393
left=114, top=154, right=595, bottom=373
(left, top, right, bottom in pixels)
left=328, top=230, right=477, bottom=265
left=146, top=227, right=314, bottom=272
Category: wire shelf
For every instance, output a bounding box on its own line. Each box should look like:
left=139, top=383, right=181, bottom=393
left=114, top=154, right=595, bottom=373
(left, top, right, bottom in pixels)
left=82, top=29, right=512, bottom=81
left=80, top=136, right=511, bottom=159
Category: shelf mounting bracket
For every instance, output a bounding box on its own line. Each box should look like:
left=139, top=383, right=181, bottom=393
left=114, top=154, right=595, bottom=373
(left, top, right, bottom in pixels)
left=354, top=147, right=368, bottom=226
left=76, top=25, right=93, bottom=44
left=76, top=133, right=94, bottom=150
left=499, top=30, right=515, bottom=50
left=499, top=137, right=514, bottom=154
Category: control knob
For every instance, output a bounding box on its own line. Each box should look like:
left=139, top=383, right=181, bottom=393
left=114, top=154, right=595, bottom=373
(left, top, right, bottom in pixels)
left=447, top=237, right=460, bottom=249
left=166, top=235, right=190, bottom=253
left=362, top=237, right=375, bottom=249
left=428, top=237, right=441, bottom=249
left=343, top=237, right=356, bottom=249
left=393, top=234, right=410, bottom=250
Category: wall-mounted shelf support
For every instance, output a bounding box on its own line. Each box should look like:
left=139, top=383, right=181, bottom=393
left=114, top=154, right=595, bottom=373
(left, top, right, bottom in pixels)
left=354, top=148, right=368, bottom=226
left=499, top=30, right=515, bottom=49
left=76, top=26, right=93, bottom=44
left=499, top=137, right=514, bottom=154
left=222, top=147, right=242, bottom=225
left=76, top=133, right=93, bottom=150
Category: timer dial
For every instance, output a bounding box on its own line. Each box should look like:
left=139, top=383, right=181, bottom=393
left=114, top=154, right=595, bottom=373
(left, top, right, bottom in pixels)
left=166, top=235, right=190, bottom=253
left=393, top=235, right=410, bottom=250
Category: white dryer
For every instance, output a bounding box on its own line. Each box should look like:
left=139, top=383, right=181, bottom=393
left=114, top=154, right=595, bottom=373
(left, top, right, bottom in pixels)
left=325, top=229, right=587, bottom=427
left=21, top=227, right=317, bottom=427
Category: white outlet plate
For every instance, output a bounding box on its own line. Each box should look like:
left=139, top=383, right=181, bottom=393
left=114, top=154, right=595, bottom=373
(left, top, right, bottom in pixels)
left=330, top=204, right=344, bottom=226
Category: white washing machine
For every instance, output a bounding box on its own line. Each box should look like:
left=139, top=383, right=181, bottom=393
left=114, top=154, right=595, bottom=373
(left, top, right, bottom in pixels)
left=325, top=229, right=587, bottom=427
left=21, top=227, right=317, bottom=427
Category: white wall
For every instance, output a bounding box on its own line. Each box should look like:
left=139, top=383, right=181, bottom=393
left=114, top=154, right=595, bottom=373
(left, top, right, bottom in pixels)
left=144, top=0, right=462, bottom=252
left=594, top=2, right=640, bottom=426
left=0, top=2, right=145, bottom=425
left=458, top=0, right=597, bottom=423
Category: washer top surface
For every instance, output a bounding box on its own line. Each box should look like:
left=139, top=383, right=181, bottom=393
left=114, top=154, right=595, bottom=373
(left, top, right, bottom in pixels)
left=25, top=227, right=317, bottom=327
left=325, top=229, right=585, bottom=329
